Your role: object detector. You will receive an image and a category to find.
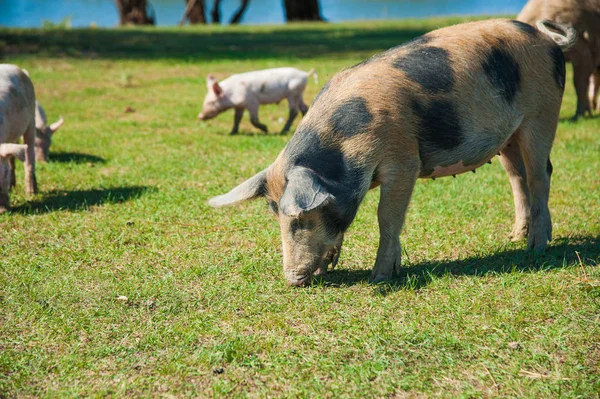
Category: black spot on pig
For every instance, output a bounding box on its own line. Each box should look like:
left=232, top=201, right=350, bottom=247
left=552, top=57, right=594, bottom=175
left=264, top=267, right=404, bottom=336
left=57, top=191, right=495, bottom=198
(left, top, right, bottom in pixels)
left=285, top=127, right=346, bottom=183
left=322, top=203, right=355, bottom=237
left=330, top=97, right=373, bottom=138
left=284, top=126, right=365, bottom=231
left=393, top=46, right=454, bottom=94
left=482, top=48, right=521, bottom=103
left=411, top=98, right=463, bottom=154
left=510, top=20, right=537, bottom=35
left=289, top=218, right=314, bottom=235
left=546, top=158, right=553, bottom=178
left=548, top=45, right=566, bottom=90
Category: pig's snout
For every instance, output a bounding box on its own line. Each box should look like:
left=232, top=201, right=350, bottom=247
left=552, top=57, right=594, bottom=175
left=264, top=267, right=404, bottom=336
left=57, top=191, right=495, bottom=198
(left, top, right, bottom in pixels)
left=197, top=112, right=207, bottom=121
left=285, top=269, right=312, bottom=287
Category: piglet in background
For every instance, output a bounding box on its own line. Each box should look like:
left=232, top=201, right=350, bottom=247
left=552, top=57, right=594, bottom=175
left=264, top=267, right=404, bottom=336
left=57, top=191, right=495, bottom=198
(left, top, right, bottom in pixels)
left=198, top=67, right=316, bottom=135
left=35, top=101, right=64, bottom=162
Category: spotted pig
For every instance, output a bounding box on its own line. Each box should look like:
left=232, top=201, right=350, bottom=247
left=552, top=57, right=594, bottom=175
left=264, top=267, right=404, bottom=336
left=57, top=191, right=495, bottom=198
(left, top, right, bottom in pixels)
left=210, top=19, right=577, bottom=286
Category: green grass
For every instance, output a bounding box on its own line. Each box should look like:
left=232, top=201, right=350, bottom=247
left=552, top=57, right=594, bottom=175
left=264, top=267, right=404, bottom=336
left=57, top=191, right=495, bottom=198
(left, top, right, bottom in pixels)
left=1, top=18, right=599, bottom=398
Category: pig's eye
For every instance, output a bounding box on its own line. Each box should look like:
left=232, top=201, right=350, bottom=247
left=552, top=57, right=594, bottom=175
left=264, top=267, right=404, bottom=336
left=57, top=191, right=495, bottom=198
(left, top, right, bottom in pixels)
left=268, top=201, right=278, bottom=214
left=289, top=218, right=314, bottom=235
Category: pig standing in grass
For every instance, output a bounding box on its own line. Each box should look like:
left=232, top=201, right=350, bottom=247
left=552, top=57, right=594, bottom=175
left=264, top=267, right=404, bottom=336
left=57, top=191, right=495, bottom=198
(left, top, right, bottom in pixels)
left=197, top=67, right=315, bottom=135
left=35, top=101, right=64, bottom=162
left=0, top=64, right=38, bottom=213
left=518, top=0, right=600, bottom=119
left=210, top=19, right=575, bottom=286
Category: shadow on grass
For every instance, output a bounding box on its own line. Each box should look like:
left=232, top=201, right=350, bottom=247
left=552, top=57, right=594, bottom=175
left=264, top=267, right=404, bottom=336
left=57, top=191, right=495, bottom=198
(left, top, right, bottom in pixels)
left=322, top=235, right=600, bottom=294
left=0, top=24, right=437, bottom=61
left=14, top=186, right=153, bottom=214
left=49, top=151, right=106, bottom=164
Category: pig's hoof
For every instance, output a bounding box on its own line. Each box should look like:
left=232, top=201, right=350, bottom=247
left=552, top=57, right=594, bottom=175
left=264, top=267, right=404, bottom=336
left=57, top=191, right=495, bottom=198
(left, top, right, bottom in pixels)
left=527, top=240, right=548, bottom=253
left=229, top=131, right=239, bottom=135
left=0, top=206, right=8, bottom=215
left=509, top=226, right=528, bottom=241
left=527, top=233, right=550, bottom=253
left=369, top=274, right=393, bottom=284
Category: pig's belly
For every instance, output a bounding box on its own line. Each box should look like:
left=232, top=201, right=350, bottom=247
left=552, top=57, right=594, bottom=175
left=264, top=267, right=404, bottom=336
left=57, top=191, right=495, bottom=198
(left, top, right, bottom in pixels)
left=418, top=133, right=515, bottom=179
left=424, top=156, right=494, bottom=178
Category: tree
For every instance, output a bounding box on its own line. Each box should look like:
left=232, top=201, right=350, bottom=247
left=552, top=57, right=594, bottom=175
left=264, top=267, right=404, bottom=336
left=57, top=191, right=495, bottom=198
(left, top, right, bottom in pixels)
left=211, top=0, right=221, bottom=24
left=180, top=0, right=207, bottom=25
left=282, top=0, right=323, bottom=22
left=230, top=0, right=250, bottom=24
left=114, top=0, right=155, bottom=25
left=181, top=0, right=249, bottom=25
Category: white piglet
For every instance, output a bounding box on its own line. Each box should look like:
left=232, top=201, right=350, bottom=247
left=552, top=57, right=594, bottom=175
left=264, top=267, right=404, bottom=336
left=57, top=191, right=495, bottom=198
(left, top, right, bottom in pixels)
left=0, top=64, right=38, bottom=213
left=198, top=67, right=315, bottom=135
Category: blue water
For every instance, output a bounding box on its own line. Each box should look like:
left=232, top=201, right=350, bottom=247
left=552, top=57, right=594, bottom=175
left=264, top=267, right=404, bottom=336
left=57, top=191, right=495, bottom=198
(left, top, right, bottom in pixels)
left=0, top=0, right=528, bottom=28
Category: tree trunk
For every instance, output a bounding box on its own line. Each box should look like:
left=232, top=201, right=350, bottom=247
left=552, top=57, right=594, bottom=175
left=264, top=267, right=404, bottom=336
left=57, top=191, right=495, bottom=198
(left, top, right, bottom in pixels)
left=185, top=0, right=207, bottom=24
left=211, top=0, right=221, bottom=24
left=115, top=0, right=155, bottom=25
left=229, top=0, right=250, bottom=24
left=282, top=0, right=323, bottom=22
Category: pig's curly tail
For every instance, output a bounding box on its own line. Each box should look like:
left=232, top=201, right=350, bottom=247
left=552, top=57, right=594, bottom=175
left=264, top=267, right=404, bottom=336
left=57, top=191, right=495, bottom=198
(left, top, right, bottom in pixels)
left=536, top=20, right=578, bottom=51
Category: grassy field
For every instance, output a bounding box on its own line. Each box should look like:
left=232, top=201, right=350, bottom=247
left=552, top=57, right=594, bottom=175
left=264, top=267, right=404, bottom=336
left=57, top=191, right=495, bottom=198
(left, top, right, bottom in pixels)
left=1, top=17, right=599, bottom=398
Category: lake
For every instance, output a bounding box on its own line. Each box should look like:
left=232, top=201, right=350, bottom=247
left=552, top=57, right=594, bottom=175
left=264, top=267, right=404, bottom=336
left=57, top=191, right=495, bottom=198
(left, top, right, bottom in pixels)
left=0, top=0, right=528, bottom=28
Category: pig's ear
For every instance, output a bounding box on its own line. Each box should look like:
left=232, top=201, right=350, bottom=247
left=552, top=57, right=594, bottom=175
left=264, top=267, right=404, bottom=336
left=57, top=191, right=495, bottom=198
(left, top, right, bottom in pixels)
left=0, top=144, right=27, bottom=162
left=212, top=82, right=223, bottom=97
left=280, top=167, right=333, bottom=217
left=49, top=116, right=64, bottom=133
left=206, top=74, right=223, bottom=97
left=209, top=168, right=268, bottom=208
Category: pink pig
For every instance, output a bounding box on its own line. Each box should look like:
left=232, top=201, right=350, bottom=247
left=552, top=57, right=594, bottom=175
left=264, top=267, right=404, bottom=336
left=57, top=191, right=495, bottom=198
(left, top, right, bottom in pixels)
left=197, top=67, right=315, bottom=135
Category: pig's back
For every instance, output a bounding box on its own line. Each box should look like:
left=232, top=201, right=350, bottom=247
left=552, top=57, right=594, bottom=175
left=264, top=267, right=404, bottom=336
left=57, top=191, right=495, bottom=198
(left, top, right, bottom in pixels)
left=294, top=19, right=565, bottom=177
left=0, top=64, right=36, bottom=143
left=229, top=68, right=306, bottom=85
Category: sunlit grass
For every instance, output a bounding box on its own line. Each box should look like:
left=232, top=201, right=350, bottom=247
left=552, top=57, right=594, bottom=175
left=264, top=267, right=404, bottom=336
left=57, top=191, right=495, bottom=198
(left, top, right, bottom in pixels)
left=0, top=18, right=599, bottom=398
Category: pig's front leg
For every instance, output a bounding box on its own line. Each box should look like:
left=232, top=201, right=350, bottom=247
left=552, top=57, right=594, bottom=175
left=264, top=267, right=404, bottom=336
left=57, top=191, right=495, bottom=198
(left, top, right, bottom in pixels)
left=231, top=108, right=244, bottom=135
left=9, top=157, right=16, bottom=189
left=370, top=166, right=418, bottom=283
left=22, top=123, right=38, bottom=195
left=246, top=99, right=268, bottom=134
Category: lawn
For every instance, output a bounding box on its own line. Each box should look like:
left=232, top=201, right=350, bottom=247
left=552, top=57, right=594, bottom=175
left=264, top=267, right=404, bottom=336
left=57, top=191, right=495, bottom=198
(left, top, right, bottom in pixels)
left=0, top=17, right=599, bottom=398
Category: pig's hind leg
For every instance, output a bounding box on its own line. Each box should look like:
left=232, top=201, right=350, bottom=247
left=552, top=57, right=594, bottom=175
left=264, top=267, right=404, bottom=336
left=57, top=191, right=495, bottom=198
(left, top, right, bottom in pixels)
left=281, top=96, right=299, bottom=134
left=22, top=122, right=38, bottom=195
left=9, top=157, right=16, bottom=189
left=571, top=46, right=594, bottom=120
left=499, top=140, right=531, bottom=241
left=299, top=98, right=308, bottom=116
left=514, top=118, right=556, bottom=252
